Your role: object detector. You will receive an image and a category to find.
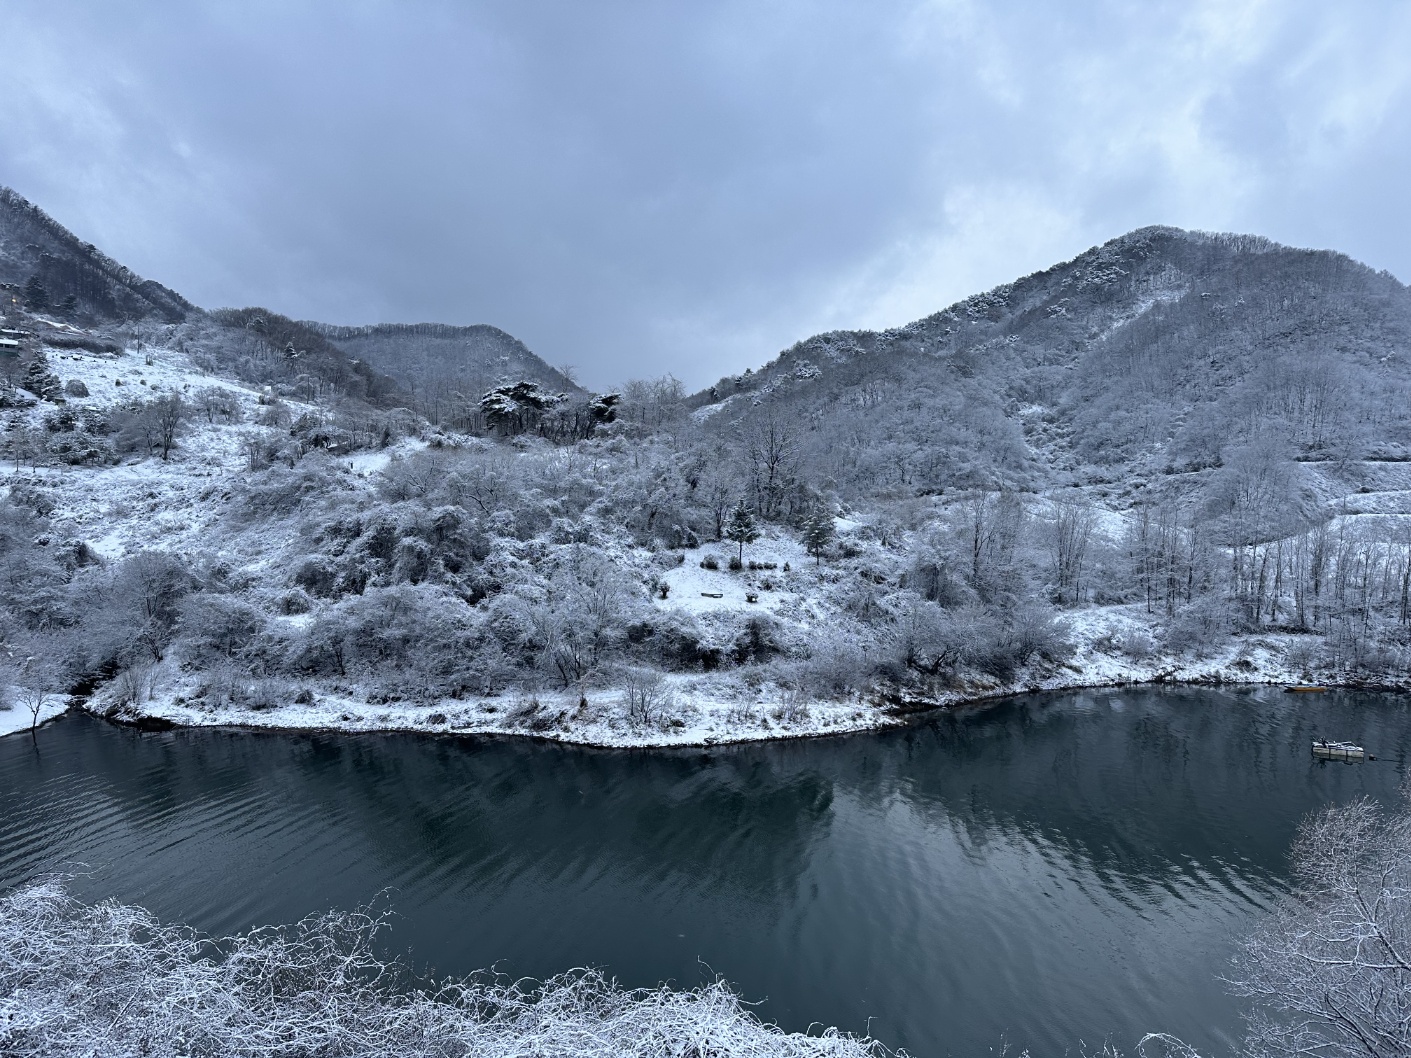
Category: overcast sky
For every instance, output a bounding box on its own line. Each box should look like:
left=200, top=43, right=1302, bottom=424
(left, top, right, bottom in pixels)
left=2, top=1, right=1408, bottom=389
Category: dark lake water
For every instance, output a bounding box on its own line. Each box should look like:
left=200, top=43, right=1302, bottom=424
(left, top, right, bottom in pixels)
left=4, top=687, right=1410, bottom=1057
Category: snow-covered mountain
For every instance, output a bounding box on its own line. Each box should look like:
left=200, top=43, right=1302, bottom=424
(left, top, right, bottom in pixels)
left=5, top=194, right=1411, bottom=747
left=307, top=322, right=583, bottom=405
left=0, top=188, right=193, bottom=324
left=695, top=226, right=1411, bottom=507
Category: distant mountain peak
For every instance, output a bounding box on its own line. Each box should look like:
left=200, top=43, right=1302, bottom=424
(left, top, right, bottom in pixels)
left=688, top=224, right=1411, bottom=496
left=306, top=319, right=584, bottom=397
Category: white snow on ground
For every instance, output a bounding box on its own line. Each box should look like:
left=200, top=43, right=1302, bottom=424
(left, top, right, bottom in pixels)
left=14, top=336, right=1411, bottom=750
left=77, top=608, right=1344, bottom=749
left=689, top=398, right=734, bottom=422
left=6, top=340, right=433, bottom=561
left=346, top=437, right=428, bottom=477
left=655, top=533, right=811, bottom=616
left=0, top=695, right=67, bottom=738
left=87, top=666, right=896, bottom=748
left=9, top=342, right=277, bottom=558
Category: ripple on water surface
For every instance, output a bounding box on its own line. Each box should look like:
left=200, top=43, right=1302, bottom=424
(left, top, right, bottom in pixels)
left=2, top=686, right=1409, bottom=1058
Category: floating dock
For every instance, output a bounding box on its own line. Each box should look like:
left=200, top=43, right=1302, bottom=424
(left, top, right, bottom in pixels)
left=1312, top=740, right=1366, bottom=761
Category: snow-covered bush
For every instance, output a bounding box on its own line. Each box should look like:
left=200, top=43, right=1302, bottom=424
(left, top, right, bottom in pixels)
left=787, top=631, right=872, bottom=697
left=177, top=593, right=269, bottom=667
left=620, top=666, right=671, bottom=727
left=1162, top=595, right=1236, bottom=655
left=287, top=584, right=500, bottom=701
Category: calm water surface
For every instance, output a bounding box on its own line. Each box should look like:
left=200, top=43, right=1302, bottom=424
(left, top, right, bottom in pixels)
left=4, top=687, right=1410, bottom=1057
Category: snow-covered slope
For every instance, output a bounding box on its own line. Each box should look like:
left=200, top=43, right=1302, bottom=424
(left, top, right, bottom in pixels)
left=7, top=212, right=1411, bottom=746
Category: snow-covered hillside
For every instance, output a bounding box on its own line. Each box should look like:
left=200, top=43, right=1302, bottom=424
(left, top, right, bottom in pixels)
left=6, top=207, right=1411, bottom=743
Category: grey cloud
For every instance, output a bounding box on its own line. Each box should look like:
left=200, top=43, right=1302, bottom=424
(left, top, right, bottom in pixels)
left=1, top=0, right=1408, bottom=388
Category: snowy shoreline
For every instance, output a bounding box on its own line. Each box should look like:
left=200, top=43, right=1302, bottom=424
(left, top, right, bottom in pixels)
left=9, top=331, right=1411, bottom=753
left=48, top=628, right=1402, bottom=749
left=0, top=699, right=68, bottom=739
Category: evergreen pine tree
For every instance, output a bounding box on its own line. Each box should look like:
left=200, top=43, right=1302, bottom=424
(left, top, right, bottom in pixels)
left=22, top=353, right=60, bottom=402
left=723, top=502, right=760, bottom=565
left=802, top=507, right=835, bottom=565
left=22, top=274, right=49, bottom=311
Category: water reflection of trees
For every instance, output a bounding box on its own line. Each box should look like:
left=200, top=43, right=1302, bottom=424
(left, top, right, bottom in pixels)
left=6, top=688, right=1411, bottom=940
left=1, top=716, right=835, bottom=915
left=785, top=687, right=1411, bottom=894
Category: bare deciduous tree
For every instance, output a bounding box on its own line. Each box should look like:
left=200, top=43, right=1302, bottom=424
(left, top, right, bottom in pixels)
left=621, top=666, right=670, bottom=727
left=154, top=393, right=184, bottom=460
left=741, top=416, right=797, bottom=520
left=1052, top=497, right=1097, bottom=606
left=1228, top=787, right=1411, bottom=1058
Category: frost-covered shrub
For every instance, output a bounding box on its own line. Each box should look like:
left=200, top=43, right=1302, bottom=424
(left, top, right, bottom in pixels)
left=42, top=405, right=78, bottom=432
left=0, top=502, right=69, bottom=634
left=998, top=604, right=1073, bottom=674
left=45, top=432, right=112, bottom=465
left=908, top=552, right=968, bottom=607
left=889, top=599, right=1068, bottom=681
left=6, top=482, right=56, bottom=516
left=177, top=593, right=270, bottom=666
left=81, top=551, right=194, bottom=667
left=620, top=665, right=671, bottom=727
left=286, top=584, right=513, bottom=700
left=1163, top=595, right=1237, bottom=655
left=292, top=557, right=340, bottom=598
left=278, top=588, right=313, bottom=615
left=787, top=632, right=871, bottom=697
left=291, top=412, right=356, bottom=456
left=114, top=662, right=154, bottom=706
left=1116, top=628, right=1156, bottom=660
left=237, top=456, right=344, bottom=521
left=732, top=615, right=783, bottom=665
left=625, top=613, right=724, bottom=671
left=238, top=676, right=290, bottom=711
left=1283, top=637, right=1319, bottom=680
left=192, top=384, right=244, bottom=424
left=0, top=880, right=885, bottom=1058
left=1318, top=618, right=1408, bottom=678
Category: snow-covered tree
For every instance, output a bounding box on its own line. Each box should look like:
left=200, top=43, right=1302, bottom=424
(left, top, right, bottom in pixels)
left=22, top=273, right=49, bottom=311
left=802, top=507, right=834, bottom=565
left=1230, top=787, right=1411, bottom=1058
left=723, top=502, right=760, bottom=565
left=21, top=353, right=60, bottom=402
left=479, top=381, right=565, bottom=436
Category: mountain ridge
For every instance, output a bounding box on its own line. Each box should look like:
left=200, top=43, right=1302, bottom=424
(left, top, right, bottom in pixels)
left=688, top=224, right=1411, bottom=511
left=7, top=194, right=1411, bottom=754
left=0, top=187, right=193, bottom=323
left=304, top=319, right=584, bottom=403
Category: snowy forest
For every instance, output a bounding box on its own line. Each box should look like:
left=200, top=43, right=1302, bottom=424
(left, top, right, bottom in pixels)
left=4, top=187, right=1411, bottom=744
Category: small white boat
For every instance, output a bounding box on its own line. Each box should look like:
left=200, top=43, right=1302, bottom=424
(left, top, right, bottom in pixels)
left=1312, top=739, right=1366, bottom=761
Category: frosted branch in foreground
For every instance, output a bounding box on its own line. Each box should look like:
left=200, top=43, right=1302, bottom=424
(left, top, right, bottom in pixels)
left=0, top=880, right=889, bottom=1058
left=1228, top=787, right=1411, bottom=1058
